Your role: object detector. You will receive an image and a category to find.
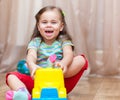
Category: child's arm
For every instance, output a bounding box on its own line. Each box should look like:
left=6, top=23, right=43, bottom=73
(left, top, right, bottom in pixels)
left=56, top=45, right=74, bottom=73
left=26, top=49, right=42, bottom=78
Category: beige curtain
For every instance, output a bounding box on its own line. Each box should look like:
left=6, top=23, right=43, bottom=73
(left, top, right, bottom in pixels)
left=0, top=0, right=120, bottom=76
left=0, top=0, right=42, bottom=72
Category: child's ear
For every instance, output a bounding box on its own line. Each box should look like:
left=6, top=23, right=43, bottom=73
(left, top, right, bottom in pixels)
left=60, top=23, right=64, bottom=31
left=37, top=23, right=40, bottom=31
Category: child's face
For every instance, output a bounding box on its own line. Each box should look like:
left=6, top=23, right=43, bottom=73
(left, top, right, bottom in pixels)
left=37, top=9, right=64, bottom=44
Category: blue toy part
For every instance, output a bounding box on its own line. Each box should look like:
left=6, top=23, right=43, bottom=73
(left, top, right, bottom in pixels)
left=32, top=88, right=67, bottom=100
left=17, top=59, right=30, bottom=75
left=41, top=88, right=58, bottom=98
left=32, top=98, right=67, bottom=100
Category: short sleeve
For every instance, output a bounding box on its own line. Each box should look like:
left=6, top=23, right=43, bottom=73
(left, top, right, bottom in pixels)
left=27, top=37, right=41, bottom=51
left=62, top=40, right=74, bottom=48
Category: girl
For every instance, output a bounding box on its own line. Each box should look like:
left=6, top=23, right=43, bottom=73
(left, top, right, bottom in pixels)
left=6, top=6, right=88, bottom=100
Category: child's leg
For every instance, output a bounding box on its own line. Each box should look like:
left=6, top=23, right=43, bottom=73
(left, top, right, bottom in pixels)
left=64, top=55, right=87, bottom=78
left=6, top=87, right=31, bottom=100
left=7, top=74, right=27, bottom=91
left=6, top=72, right=34, bottom=100
left=64, top=54, right=88, bottom=93
left=6, top=72, right=34, bottom=93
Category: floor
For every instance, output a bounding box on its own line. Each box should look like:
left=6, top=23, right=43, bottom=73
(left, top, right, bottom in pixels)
left=69, top=75, right=120, bottom=100
left=1, top=74, right=120, bottom=100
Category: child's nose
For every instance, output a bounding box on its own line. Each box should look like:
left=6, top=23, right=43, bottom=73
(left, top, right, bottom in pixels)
left=46, top=22, right=52, bottom=27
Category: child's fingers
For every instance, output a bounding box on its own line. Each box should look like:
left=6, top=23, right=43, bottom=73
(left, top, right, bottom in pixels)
left=62, top=66, right=67, bottom=74
left=31, top=66, right=40, bottom=79
left=54, top=62, right=66, bottom=73
left=31, top=67, right=37, bottom=79
left=55, top=62, right=61, bottom=68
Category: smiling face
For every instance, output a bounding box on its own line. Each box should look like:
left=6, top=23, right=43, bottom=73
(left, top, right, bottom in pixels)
left=37, top=9, right=64, bottom=45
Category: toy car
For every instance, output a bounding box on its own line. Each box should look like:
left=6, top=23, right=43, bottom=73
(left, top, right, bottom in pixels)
left=32, top=67, right=67, bottom=100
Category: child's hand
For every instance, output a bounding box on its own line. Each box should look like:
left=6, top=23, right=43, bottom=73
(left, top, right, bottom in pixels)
left=31, top=65, right=42, bottom=79
left=55, top=61, right=67, bottom=74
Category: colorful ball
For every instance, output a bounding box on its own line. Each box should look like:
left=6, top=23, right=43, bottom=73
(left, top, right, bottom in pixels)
left=17, top=59, right=30, bottom=75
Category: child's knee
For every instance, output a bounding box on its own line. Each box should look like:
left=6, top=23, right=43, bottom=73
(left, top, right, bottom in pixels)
left=6, top=74, right=17, bottom=86
left=7, top=74, right=16, bottom=80
left=75, top=55, right=86, bottom=66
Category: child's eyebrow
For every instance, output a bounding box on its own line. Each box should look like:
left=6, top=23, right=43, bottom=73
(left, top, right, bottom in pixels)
left=51, top=20, right=57, bottom=21
left=40, top=19, right=47, bottom=22
left=40, top=19, right=58, bottom=22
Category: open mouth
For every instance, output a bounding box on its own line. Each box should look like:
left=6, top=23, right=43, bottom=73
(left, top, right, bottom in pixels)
left=45, top=30, right=54, bottom=33
left=45, top=30, right=54, bottom=37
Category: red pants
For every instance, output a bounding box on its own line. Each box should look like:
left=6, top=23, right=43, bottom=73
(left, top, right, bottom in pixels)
left=6, top=55, right=88, bottom=94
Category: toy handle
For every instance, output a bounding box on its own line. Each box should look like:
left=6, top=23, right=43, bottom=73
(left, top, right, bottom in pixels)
left=47, top=54, right=59, bottom=68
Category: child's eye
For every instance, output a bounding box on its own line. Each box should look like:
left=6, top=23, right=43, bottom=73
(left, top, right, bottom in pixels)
left=51, top=22, right=57, bottom=24
left=42, top=21, right=47, bottom=24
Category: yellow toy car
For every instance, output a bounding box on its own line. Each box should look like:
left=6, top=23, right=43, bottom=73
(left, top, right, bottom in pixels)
left=32, top=67, right=67, bottom=100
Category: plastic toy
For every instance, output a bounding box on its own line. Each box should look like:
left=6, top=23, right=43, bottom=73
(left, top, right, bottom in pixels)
left=17, top=54, right=57, bottom=75
left=47, top=54, right=57, bottom=67
left=16, top=54, right=88, bottom=100
left=17, top=59, right=30, bottom=75
left=32, top=54, right=67, bottom=100
left=32, top=68, right=67, bottom=100
left=17, top=55, right=67, bottom=100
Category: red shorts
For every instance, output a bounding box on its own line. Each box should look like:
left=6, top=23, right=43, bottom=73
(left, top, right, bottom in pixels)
left=6, top=55, right=88, bottom=94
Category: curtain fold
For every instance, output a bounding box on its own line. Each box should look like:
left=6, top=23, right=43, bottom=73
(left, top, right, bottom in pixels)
left=0, top=0, right=42, bottom=72
left=37, top=0, right=120, bottom=75
left=0, top=0, right=120, bottom=76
